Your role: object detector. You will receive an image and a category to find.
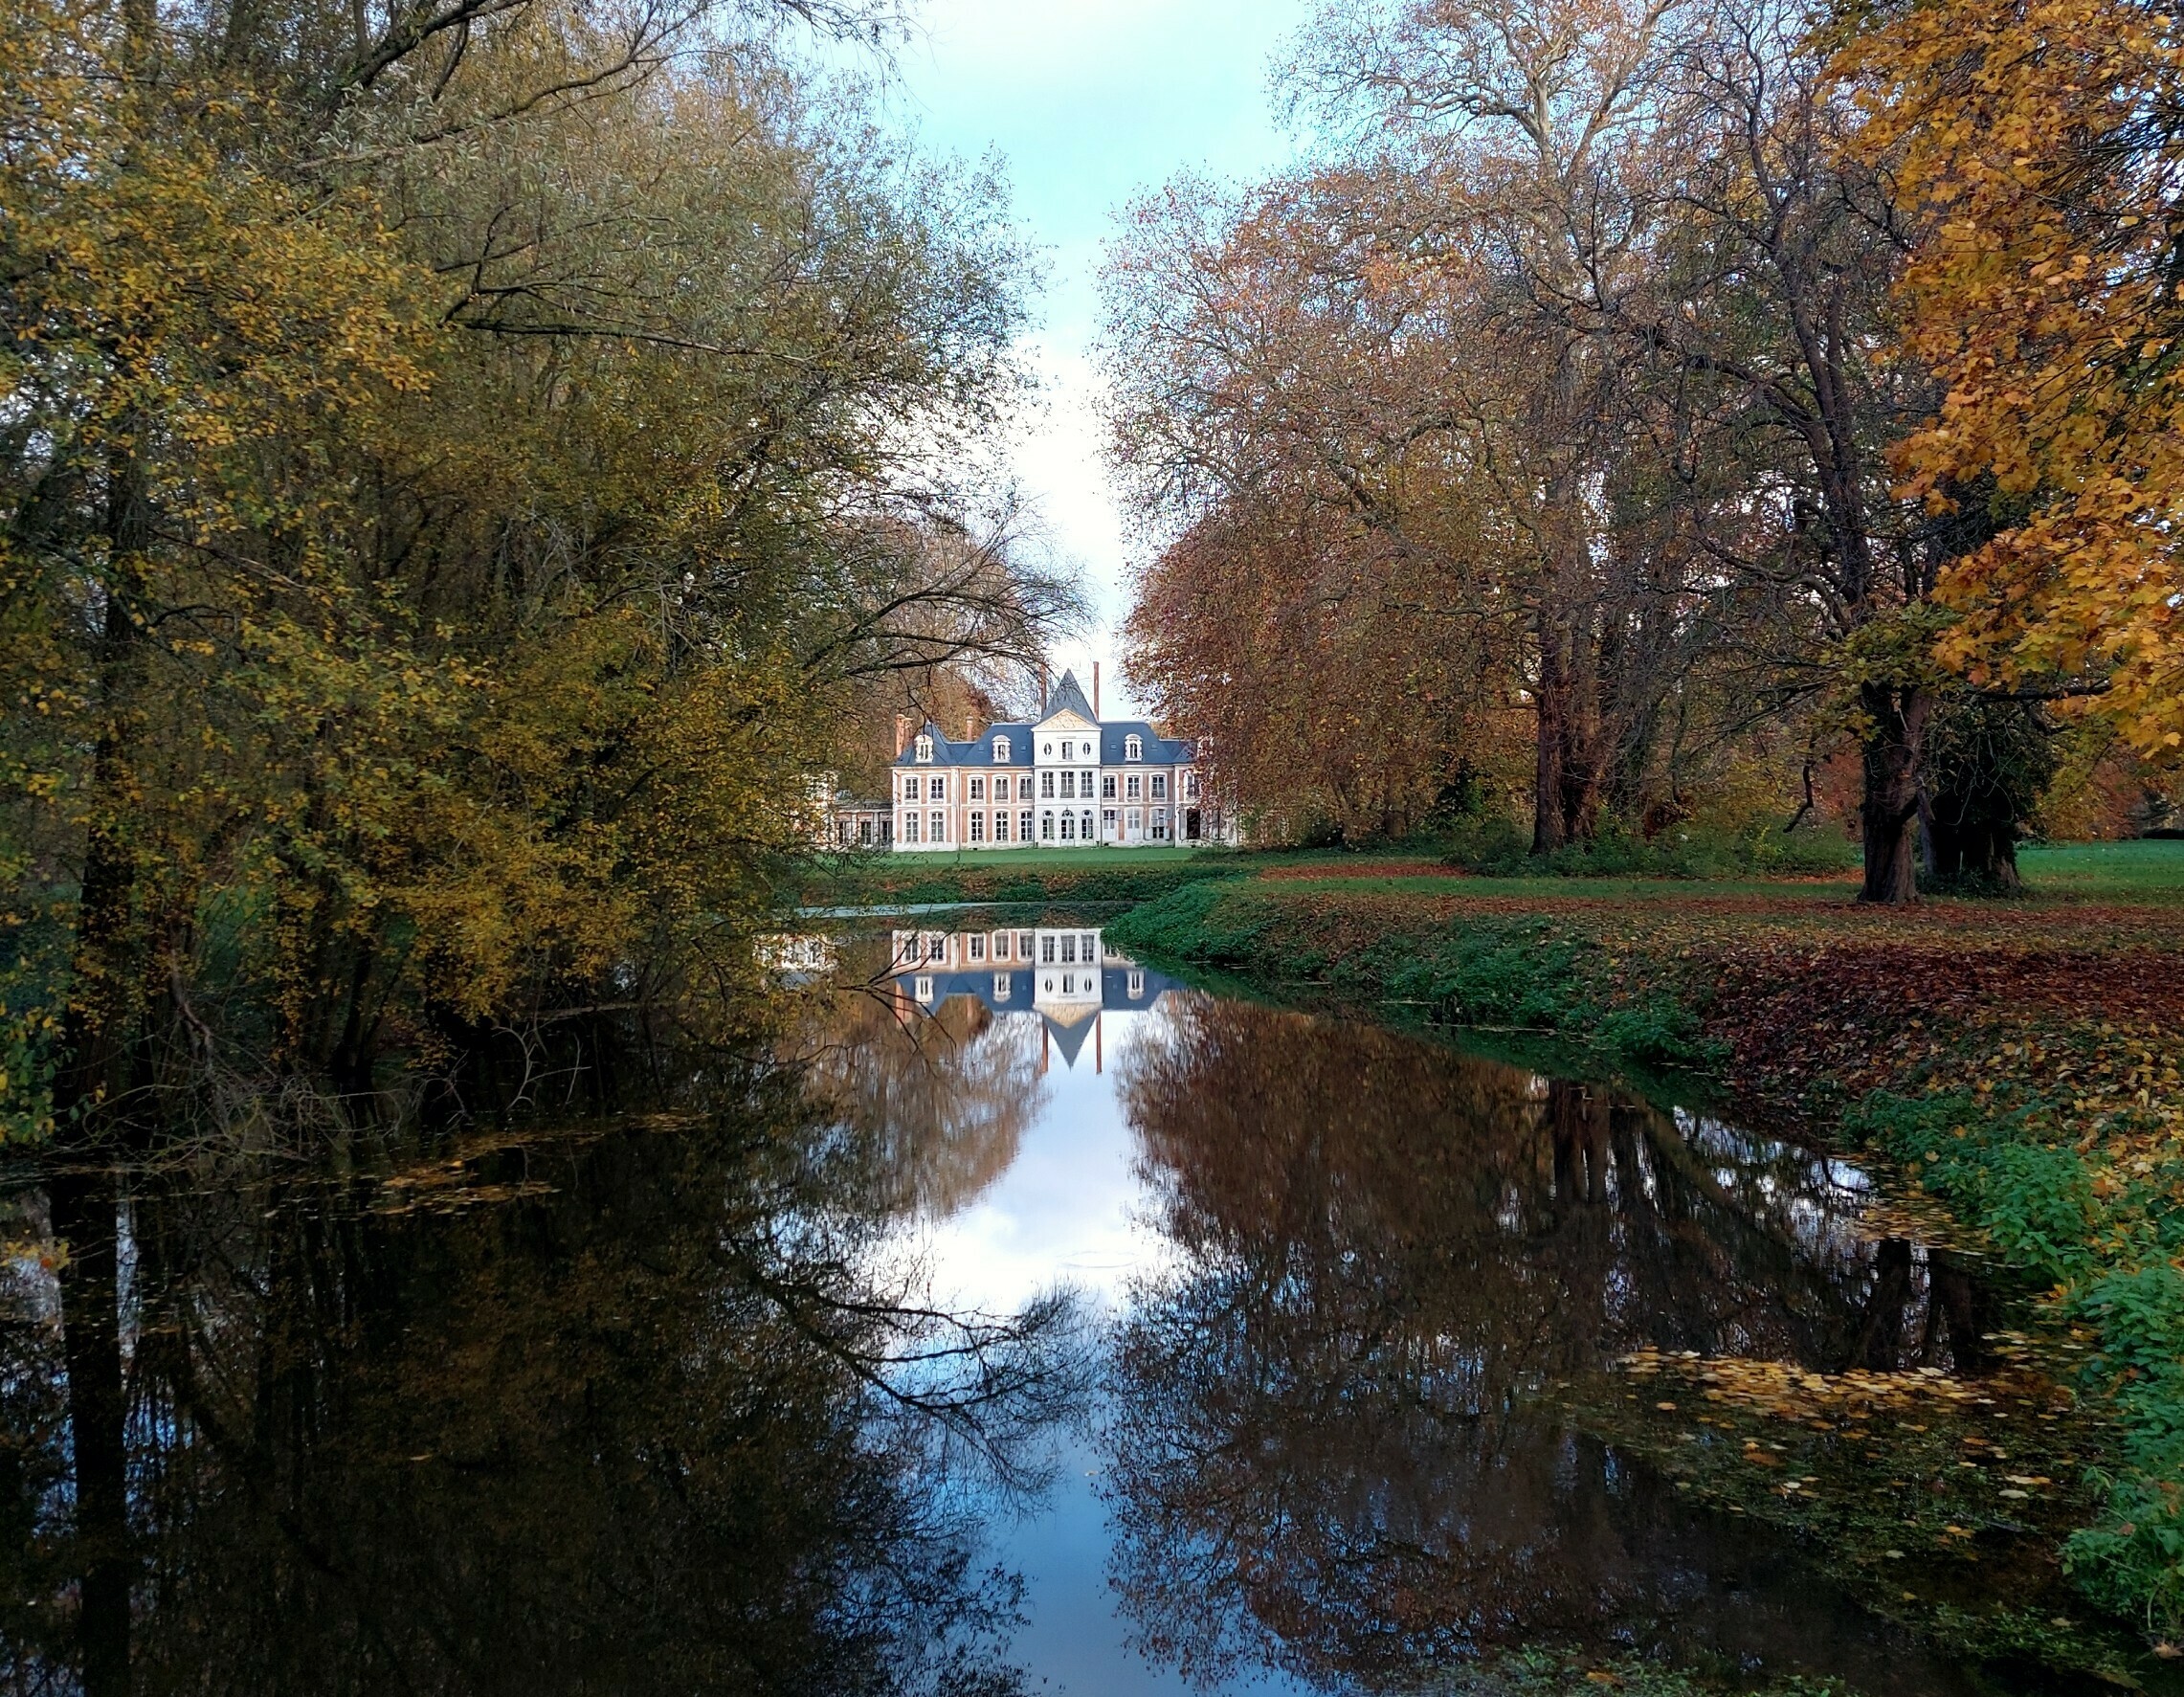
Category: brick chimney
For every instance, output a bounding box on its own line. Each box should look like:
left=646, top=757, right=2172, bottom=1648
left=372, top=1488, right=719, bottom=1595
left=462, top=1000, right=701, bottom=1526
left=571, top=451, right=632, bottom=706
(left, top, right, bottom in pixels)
left=894, top=714, right=911, bottom=757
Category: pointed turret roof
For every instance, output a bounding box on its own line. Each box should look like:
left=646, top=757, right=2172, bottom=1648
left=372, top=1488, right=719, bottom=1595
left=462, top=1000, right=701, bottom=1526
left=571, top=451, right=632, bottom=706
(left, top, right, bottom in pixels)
left=1038, top=669, right=1096, bottom=725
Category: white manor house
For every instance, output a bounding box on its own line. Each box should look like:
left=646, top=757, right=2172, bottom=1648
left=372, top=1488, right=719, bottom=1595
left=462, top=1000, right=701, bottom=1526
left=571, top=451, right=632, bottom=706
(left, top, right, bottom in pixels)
left=837, top=670, right=1229, bottom=852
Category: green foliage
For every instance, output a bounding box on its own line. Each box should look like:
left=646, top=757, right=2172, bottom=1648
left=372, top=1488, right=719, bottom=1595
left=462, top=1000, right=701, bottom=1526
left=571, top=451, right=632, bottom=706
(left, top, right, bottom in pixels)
left=0, top=0, right=1072, bottom=1141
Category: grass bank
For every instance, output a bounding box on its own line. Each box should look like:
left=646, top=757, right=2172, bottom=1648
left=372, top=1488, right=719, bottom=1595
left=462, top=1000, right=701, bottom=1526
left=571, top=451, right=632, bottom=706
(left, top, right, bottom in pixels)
left=799, top=845, right=1242, bottom=910
left=1104, top=841, right=2184, bottom=1651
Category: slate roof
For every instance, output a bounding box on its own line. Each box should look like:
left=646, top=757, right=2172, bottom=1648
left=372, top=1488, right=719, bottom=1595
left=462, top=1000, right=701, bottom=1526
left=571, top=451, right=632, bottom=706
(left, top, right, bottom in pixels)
left=892, top=669, right=1195, bottom=770
left=890, top=963, right=1183, bottom=1062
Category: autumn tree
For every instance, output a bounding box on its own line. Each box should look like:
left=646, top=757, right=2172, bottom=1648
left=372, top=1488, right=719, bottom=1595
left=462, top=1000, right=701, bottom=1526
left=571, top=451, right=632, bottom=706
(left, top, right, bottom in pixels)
left=1840, top=0, right=2184, bottom=776
left=0, top=0, right=1075, bottom=1142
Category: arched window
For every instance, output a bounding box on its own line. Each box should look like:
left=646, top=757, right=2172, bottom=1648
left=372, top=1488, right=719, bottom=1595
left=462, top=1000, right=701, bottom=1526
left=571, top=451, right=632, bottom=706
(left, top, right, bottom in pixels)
left=1125, top=735, right=1142, bottom=761
left=1040, top=811, right=1056, bottom=840
left=914, top=735, right=933, bottom=763
left=992, top=735, right=1010, bottom=762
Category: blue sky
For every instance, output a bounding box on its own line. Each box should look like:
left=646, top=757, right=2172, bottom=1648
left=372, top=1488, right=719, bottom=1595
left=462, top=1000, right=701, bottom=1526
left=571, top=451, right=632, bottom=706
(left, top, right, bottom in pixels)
left=873, top=0, right=1314, bottom=715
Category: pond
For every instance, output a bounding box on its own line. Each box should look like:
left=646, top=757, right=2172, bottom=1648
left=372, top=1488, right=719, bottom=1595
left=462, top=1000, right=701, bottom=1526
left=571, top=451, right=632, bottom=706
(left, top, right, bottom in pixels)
left=0, top=917, right=2145, bottom=1694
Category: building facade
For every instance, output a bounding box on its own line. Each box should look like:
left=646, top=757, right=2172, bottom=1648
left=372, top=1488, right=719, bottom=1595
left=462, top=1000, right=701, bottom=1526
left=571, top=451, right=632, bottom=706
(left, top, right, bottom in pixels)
left=879, top=670, right=1225, bottom=852
left=885, top=925, right=1179, bottom=1067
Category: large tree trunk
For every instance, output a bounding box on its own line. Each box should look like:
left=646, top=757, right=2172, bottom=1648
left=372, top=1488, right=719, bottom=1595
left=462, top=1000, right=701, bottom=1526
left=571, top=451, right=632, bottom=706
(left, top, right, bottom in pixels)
left=56, top=448, right=152, bottom=1137
left=1858, top=681, right=1931, bottom=904
left=1532, top=636, right=1570, bottom=855
left=50, top=1170, right=133, bottom=1697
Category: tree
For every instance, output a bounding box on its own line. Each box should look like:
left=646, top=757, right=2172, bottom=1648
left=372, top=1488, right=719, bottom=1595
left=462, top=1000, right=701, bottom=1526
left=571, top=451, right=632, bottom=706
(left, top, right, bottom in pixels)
left=1840, top=0, right=2184, bottom=771
left=0, top=0, right=1075, bottom=1143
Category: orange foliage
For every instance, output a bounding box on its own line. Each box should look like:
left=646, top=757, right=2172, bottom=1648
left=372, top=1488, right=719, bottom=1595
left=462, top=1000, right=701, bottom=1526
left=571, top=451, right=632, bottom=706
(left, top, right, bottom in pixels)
left=1844, top=0, right=2184, bottom=759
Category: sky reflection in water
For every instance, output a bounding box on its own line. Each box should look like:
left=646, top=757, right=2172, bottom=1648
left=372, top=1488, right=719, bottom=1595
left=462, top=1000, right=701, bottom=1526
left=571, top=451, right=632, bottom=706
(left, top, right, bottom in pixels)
left=0, top=924, right=2041, bottom=1695
left=858, top=925, right=1995, bottom=1697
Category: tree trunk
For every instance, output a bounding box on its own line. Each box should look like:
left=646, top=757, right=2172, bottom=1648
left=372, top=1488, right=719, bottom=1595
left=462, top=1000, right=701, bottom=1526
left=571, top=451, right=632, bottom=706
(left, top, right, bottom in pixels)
left=1858, top=682, right=1930, bottom=904
left=1532, top=645, right=1569, bottom=856
left=50, top=1169, right=133, bottom=1697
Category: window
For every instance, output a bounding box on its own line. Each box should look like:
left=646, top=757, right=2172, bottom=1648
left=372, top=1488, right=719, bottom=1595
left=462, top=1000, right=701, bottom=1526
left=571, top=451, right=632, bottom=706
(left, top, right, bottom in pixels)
left=1040, top=771, right=1056, bottom=799
left=1081, top=811, right=1093, bottom=840
left=993, top=811, right=1009, bottom=843
left=901, top=813, right=919, bottom=843
left=1102, top=774, right=1117, bottom=799
left=1060, top=740, right=1072, bottom=759
left=1126, top=971, right=1145, bottom=999
left=1060, top=813, right=1076, bottom=840
left=992, top=736, right=1010, bottom=762
left=914, top=735, right=933, bottom=763
left=1039, top=812, right=1055, bottom=840
left=1019, top=810, right=1034, bottom=841
left=1125, top=774, right=1142, bottom=800
left=858, top=819, right=873, bottom=845
left=925, top=933, right=947, bottom=961
left=1080, top=769, right=1093, bottom=795
left=1060, top=972, right=1075, bottom=995
left=1151, top=807, right=1169, bottom=840
left=1060, top=934, right=1076, bottom=964
left=1042, top=741, right=1053, bottom=756
left=1017, top=776, right=1034, bottom=800
left=1040, top=935, right=1057, bottom=963
left=994, top=972, right=1011, bottom=1001
left=930, top=810, right=946, bottom=841
left=929, top=776, right=946, bottom=800
left=1125, top=735, right=1142, bottom=761
left=1184, top=770, right=1200, bottom=799
left=969, top=812, right=985, bottom=842
left=1016, top=930, right=1034, bottom=956
left=914, top=975, right=933, bottom=1002
left=969, top=934, right=985, bottom=962
left=1150, top=774, right=1168, bottom=799
left=1126, top=808, right=1142, bottom=832
left=1059, top=770, right=1075, bottom=799
left=1102, top=808, right=1116, bottom=832
left=1081, top=933, right=1097, bottom=962
left=903, top=775, right=919, bottom=801
left=992, top=931, right=1010, bottom=959
left=969, top=776, right=985, bottom=800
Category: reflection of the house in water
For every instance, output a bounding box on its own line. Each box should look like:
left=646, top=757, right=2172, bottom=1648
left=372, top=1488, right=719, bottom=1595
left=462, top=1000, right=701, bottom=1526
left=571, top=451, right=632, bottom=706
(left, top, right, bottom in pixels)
left=887, top=927, right=1180, bottom=1069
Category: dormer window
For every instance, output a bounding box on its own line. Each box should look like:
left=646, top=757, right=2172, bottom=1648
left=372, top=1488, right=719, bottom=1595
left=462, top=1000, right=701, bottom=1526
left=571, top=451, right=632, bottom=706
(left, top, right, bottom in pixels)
left=1125, top=735, right=1143, bottom=762
left=992, top=735, right=1010, bottom=762
left=914, top=735, right=934, bottom=764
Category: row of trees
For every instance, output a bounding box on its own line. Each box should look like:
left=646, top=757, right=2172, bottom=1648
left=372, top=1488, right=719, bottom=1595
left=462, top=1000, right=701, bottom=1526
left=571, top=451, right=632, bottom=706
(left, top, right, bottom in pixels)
left=0, top=0, right=1079, bottom=1140
left=1103, top=0, right=2183, bottom=897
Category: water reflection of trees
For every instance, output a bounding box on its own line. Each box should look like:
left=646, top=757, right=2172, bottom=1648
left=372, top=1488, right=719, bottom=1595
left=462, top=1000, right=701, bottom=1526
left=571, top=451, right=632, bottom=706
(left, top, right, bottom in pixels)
left=0, top=1071, right=1078, bottom=1695
left=792, top=939, right=1048, bottom=1220
left=1104, top=997, right=1984, bottom=1693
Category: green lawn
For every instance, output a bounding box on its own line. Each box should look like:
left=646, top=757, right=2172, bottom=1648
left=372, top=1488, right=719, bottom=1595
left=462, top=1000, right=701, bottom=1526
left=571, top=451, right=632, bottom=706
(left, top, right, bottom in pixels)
left=849, top=844, right=1217, bottom=870
left=2018, top=837, right=2184, bottom=901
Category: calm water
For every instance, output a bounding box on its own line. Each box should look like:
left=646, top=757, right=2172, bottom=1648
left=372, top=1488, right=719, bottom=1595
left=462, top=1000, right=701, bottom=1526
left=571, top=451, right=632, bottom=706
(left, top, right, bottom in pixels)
left=0, top=921, right=2099, bottom=1694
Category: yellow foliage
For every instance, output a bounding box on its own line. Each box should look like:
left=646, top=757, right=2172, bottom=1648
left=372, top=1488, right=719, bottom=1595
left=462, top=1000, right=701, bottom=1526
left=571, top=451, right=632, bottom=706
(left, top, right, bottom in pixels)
left=1841, top=0, right=2184, bottom=760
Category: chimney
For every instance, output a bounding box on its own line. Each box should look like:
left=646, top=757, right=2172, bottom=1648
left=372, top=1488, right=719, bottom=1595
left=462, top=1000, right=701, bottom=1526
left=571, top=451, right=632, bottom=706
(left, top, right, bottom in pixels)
left=1093, top=662, right=1101, bottom=718
left=894, top=714, right=910, bottom=757
left=967, top=714, right=976, bottom=744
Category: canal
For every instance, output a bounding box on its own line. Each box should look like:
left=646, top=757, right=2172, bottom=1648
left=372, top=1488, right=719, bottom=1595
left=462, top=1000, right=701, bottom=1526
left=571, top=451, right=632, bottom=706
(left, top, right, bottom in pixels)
left=0, top=919, right=2149, bottom=1693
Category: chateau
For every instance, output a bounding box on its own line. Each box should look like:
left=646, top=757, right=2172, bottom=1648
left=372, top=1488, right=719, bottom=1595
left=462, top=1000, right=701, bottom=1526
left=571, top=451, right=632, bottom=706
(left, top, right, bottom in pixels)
left=845, top=669, right=1227, bottom=853
left=886, top=925, right=1181, bottom=1067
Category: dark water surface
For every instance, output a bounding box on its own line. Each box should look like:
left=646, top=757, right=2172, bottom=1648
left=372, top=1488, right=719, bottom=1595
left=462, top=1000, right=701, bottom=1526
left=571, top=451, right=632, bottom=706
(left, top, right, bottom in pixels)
left=0, top=924, right=2114, bottom=1694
